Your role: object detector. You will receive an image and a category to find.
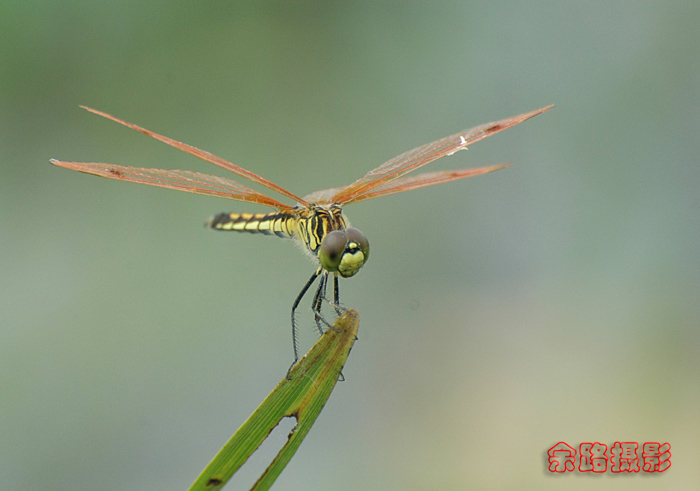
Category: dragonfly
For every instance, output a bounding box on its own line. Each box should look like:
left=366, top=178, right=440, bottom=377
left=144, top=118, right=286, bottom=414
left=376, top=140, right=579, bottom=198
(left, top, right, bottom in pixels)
left=51, top=104, right=552, bottom=367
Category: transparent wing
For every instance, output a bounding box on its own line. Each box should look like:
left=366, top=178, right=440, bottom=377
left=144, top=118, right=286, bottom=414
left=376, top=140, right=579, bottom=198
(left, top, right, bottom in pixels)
left=333, top=165, right=509, bottom=205
left=50, top=160, right=294, bottom=209
left=74, top=106, right=309, bottom=207
left=326, top=105, right=553, bottom=205
left=303, top=165, right=507, bottom=204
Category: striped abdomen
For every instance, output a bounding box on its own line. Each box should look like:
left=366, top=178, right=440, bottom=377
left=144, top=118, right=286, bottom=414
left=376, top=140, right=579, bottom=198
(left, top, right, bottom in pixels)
left=206, top=210, right=298, bottom=238
left=207, top=204, right=348, bottom=256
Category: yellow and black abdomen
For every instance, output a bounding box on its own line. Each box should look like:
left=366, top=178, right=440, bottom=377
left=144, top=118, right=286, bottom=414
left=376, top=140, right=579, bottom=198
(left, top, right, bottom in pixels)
left=206, top=211, right=298, bottom=238
left=207, top=204, right=348, bottom=259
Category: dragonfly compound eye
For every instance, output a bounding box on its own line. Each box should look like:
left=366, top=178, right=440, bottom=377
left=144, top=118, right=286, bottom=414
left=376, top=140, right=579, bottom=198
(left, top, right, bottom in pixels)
left=345, top=228, right=369, bottom=263
left=319, top=230, right=348, bottom=272
left=337, top=227, right=369, bottom=278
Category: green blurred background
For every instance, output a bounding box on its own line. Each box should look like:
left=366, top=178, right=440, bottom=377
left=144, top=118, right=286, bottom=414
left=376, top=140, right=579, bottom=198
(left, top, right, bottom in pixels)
left=2, top=1, right=698, bottom=490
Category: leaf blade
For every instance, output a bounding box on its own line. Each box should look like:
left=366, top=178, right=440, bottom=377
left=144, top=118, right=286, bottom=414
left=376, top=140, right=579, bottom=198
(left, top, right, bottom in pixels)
left=187, top=309, right=360, bottom=491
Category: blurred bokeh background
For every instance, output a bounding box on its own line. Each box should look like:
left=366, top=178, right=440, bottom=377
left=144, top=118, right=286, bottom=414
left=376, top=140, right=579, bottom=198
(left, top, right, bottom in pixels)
left=2, top=1, right=698, bottom=490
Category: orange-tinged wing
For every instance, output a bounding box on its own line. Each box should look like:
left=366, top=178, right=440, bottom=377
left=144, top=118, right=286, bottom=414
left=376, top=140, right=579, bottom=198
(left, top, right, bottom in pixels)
left=302, top=165, right=508, bottom=204
left=325, top=105, right=553, bottom=205
left=58, top=106, right=309, bottom=207
left=50, top=159, right=294, bottom=209
left=335, top=165, right=510, bottom=205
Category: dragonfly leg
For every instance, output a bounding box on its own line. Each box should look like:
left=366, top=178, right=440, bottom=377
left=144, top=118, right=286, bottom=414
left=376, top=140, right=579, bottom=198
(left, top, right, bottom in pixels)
left=312, top=272, right=341, bottom=333
left=310, top=275, right=347, bottom=382
left=289, top=268, right=322, bottom=376
left=311, top=273, right=328, bottom=335
left=333, top=274, right=342, bottom=316
left=332, top=274, right=346, bottom=383
left=319, top=273, right=347, bottom=316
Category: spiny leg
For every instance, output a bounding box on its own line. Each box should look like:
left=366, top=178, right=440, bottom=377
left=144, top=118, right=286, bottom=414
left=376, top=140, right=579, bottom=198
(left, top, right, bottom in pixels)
left=311, top=272, right=329, bottom=335
left=290, top=268, right=322, bottom=372
left=323, top=273, right=347, bottom=317
left=305, top=272, right=347, bottom=381
left=312, top=272, right=341, bottom=334
left=332, top=273, right=347, bottom=383
left=312, top=272, right=345, bottom=334
left=333, top=274, right=342, bottom=316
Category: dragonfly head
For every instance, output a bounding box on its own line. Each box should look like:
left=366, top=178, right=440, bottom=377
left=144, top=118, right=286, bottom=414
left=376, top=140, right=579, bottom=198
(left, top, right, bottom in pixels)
left=318, top=227, right=370, bottom=278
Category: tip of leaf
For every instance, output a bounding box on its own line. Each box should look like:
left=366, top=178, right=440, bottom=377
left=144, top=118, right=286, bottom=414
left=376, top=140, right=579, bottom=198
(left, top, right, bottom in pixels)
left=188, top=308, right=360, bottom=491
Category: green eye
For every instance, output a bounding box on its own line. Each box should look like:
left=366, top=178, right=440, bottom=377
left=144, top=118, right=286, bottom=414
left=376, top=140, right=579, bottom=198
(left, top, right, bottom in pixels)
left=319, top=230, right=347, bottom=272
left=345, top=228, right=369, bottom=263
